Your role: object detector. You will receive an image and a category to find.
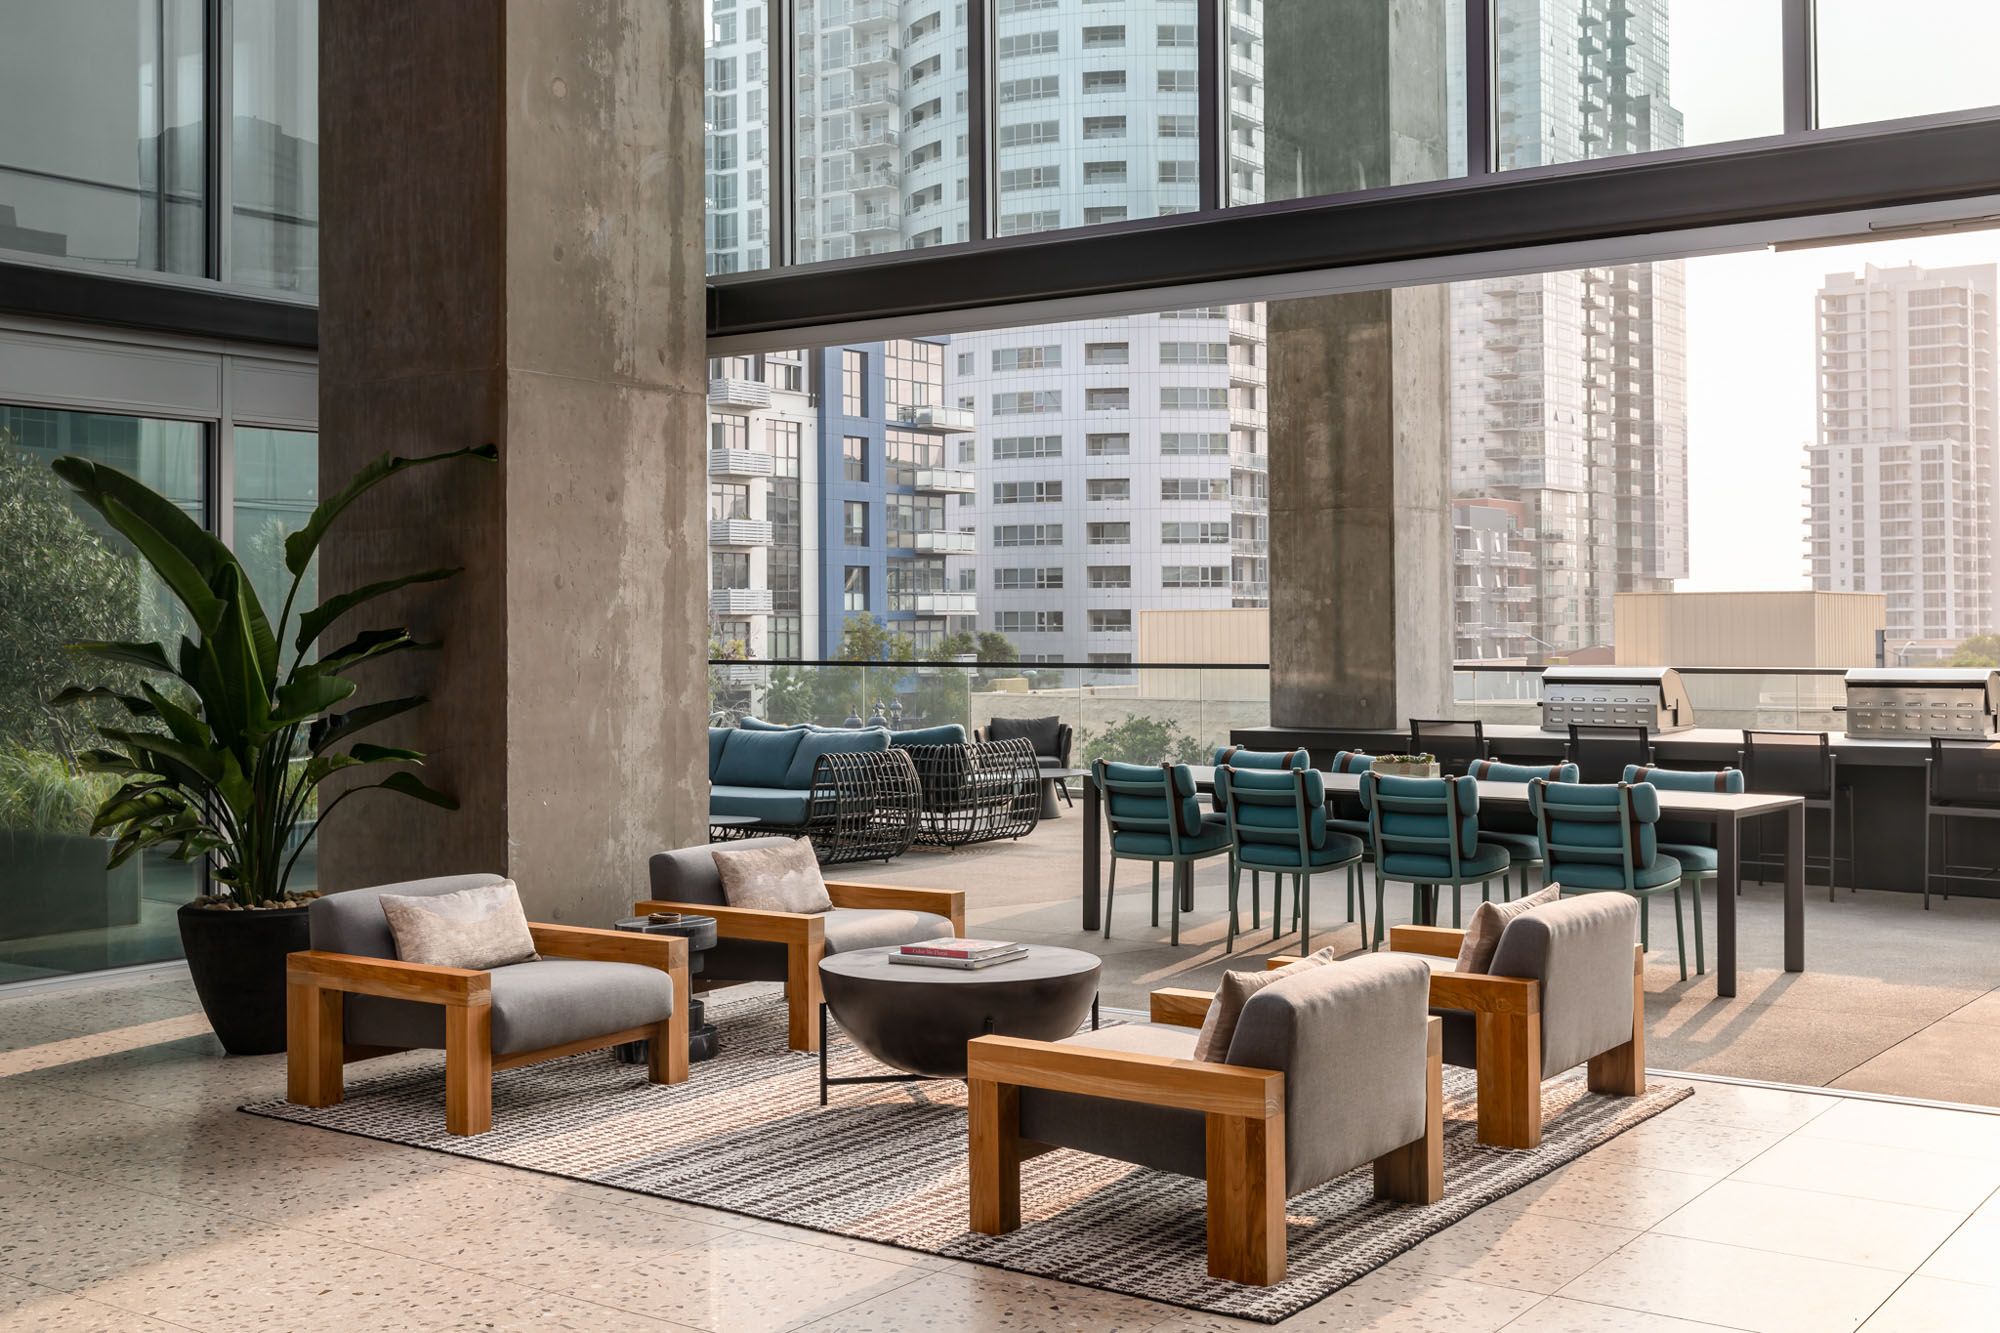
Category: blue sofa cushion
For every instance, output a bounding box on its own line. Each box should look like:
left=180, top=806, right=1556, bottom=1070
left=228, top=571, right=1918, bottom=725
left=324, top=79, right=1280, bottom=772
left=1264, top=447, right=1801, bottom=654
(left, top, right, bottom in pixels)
left=712, top=727, right=805, bottom=787
left=709, top=727, right=731, bottom=778
left=785, top=727, right=890, bottom=788
left=891, top=724, right=968, bottom=748
left=709, top=785, right=813, bottom=825
left=737, top=716, right=807, bottom=732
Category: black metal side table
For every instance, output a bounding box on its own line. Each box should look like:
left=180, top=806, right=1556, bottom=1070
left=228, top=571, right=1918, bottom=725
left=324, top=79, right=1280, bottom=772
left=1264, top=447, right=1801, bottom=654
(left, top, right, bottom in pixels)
left=612, top=912, right=720, bottom=1064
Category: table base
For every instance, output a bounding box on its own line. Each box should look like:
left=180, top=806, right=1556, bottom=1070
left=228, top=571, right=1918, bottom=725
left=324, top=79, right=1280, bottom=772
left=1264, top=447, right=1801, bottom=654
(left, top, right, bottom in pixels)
left=818, top=993, right=1100, bottom=1105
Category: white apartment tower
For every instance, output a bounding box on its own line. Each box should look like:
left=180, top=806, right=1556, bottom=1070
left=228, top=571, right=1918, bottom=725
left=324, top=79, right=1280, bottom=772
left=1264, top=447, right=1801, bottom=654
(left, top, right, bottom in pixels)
left=1450, top=0, right=1688, bottom=658
left=1807, top=262, right=1999, bottom=646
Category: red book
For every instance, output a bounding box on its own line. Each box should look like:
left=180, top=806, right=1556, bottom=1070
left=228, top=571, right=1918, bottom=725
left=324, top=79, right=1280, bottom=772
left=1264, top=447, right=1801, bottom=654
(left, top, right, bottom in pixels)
left=898, top=937, right=1020, bottom=960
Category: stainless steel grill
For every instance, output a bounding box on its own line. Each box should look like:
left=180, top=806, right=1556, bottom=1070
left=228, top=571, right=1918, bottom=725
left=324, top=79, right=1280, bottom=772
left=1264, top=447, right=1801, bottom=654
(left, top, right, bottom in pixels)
left=1842, top=668, right=2000, bottom=739
left=1538, top=666, right=1694, bottom=735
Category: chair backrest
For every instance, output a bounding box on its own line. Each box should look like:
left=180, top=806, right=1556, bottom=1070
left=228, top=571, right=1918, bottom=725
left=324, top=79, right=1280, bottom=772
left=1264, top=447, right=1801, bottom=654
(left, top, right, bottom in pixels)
left=1409, top=718, right=1487, bottom=777
left=1468, top=758, right=1578, bottom=784
left=1529, top=779, right=1660, bottom=890
left=1224, top=953, right=1433, bottom=1194
left=1218, top=765, right=1326, bottom=864
left=649, top=836, right=800, bottom=907
left=1928, top=738, right=2000, bottom=808
left=1361, top=772, right=1481, bottom=873
left=986, top=715, right=1068, bottom=762
left=309, top=873, right=512, bottom=959
left=1567, top=723, right=1653, bottom=783
left=1488, top=893, right=1639, bottom=1075
left=1095, top=759, right=1206, bottom=855
left=1739, top=730, right=1832, bottom=799
left=1210, top=746, right=1307, bottom=812
left=1328, top=750, right=1374, bottom=774
left=1625, top=764, right=1743, bottom=794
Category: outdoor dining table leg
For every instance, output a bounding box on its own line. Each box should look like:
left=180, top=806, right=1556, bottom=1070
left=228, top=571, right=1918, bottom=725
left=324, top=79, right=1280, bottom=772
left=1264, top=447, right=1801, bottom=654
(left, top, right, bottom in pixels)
left=1715, top=813, right=1740, bottom=998
left=1082, top=772, right=1102, bottom=933
left=1784, top=800, right=1805, bottom=974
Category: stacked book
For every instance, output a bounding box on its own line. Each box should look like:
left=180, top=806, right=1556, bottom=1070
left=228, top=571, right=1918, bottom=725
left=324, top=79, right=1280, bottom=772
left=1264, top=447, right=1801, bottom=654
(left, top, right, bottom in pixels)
left=888, top=938, right=1028, bottom=970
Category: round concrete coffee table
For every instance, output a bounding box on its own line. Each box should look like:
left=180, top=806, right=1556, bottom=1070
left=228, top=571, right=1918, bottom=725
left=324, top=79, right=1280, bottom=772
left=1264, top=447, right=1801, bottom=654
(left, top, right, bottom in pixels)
left=817, top=944, right=1101, bottom=1102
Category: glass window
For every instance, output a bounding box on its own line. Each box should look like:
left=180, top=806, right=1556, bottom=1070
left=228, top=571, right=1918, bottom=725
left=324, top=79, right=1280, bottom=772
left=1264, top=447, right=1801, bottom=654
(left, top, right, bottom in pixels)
left=0, top=1, right=206, bottom=276
left=1088, top=564, right=1131, bottom=589
left=843, top=499, right=868, bottom=545
left=792, top=0, right=967, bottom=264
left=232, top=427, right=318, bottom=674
left=842, top=348, right=866, bottom=415
left=0, top=406, right=207, bottom=978
left=842, top=434, right=868, bottom=481
left=231, top=1, right=320, bottom=294
left=707, top=0, right=770, bottom=273
left=1816, top=0, right=2000, bottom=127
left=843, top=565, right=868, bottom=610
left=1494, top=0, right=1782, bottom=173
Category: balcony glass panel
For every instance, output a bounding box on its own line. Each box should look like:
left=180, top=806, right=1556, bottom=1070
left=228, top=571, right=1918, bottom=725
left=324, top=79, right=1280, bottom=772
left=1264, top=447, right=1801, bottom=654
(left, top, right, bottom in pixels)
left=1494, top=0, right=1782, bottom=172
left=1815, top=0, right=2000, bottom=128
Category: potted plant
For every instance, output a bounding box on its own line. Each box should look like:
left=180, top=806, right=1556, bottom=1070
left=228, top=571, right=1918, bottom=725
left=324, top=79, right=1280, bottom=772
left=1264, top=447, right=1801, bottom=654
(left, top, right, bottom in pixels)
left=1373, top=753, right=1441, bottom=779
left=50, top=445, right=496, bottom=1054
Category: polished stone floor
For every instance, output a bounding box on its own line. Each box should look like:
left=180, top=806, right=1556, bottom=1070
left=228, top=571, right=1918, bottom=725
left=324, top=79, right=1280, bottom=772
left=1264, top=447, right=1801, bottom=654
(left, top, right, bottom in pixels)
left=864, top=812, right=2000, bottom=1106
left=4, top=969, right=2000, bottom=1331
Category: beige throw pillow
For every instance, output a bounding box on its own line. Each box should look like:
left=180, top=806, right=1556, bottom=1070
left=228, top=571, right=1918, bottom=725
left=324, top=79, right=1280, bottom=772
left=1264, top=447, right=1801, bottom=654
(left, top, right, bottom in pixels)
left=1192, top=945, right=1338, bottom=1062
left=1454, top=884, right=1563, bottom=975
left=379, top=881, right=540, bottom=970
left=711, top=838, right=833, bottom=914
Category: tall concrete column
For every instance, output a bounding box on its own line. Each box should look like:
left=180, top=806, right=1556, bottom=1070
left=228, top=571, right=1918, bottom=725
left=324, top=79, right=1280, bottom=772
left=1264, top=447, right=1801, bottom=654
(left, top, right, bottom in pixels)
left=317, top=3, right=708, bottom=923
left=1264, top=0, right=1453, bottom=731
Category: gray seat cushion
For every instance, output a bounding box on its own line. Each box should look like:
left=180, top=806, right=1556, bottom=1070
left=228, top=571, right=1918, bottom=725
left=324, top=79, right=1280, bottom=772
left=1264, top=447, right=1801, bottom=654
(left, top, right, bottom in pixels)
left=703, top=906, right=954, bottom=982
left=1019, top=1023, right=1207, bottom=1179
left=346, top=958, right=675, bottom=1055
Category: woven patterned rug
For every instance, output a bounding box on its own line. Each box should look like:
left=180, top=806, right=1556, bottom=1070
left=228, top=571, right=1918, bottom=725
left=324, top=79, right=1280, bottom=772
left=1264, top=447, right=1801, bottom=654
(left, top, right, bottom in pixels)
left=243, top=991, right=1691, bottom=1323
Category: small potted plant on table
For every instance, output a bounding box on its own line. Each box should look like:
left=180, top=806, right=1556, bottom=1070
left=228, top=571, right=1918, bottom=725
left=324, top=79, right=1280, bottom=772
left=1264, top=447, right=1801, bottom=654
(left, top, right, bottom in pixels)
left=1372, top=753, right=1441, bottom=779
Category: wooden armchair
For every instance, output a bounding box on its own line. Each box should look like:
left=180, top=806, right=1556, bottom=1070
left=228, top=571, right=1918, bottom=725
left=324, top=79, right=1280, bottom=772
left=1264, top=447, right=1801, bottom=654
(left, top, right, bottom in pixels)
left=645, top=839, right=965, bottom=1053
left=968, top=955, right=1442, bottom=1286
left=1358, top=891, right=1644, bottom=1149
left=287, top=875, right=690, bottom=1137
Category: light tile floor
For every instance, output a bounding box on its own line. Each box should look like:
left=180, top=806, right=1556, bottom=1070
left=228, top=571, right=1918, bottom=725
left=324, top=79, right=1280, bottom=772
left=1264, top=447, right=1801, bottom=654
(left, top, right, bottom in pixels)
left=4, top=972, right=2000, bottom=1331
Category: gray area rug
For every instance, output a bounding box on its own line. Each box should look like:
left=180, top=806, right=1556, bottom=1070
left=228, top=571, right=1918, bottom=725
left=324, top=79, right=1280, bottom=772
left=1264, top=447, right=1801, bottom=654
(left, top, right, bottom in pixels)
left=243, top=991, right=1691, bottom=1323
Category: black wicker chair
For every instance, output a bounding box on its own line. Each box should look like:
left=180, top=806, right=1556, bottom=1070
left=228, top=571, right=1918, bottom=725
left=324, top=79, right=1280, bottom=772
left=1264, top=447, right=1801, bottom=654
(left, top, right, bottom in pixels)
left=754, top=749, right=922, bottom=865
left=979, top=716, right=1076, bottom=811
left=905, top=737, right=1042, bottom=848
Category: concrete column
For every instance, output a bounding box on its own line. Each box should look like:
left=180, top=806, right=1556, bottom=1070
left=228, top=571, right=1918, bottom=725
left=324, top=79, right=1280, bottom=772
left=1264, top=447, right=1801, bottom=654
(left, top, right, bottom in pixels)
left=1264, top=0, right=1453, bottom=731
left=317, top=3, right=708, bottom=923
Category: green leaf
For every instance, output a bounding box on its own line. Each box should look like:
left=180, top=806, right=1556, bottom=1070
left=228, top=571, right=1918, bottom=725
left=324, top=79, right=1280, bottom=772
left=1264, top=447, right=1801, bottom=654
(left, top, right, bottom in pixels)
left=303, top=629, right=436, bottom=678
left=348, top=742, right=425, bottom=764
left=284, top=445, right=497, bottom=577
left=96, top=496, right=227, bottom=636
left=293, top=569, right=460, bottom=656
left=310, top=695, right=427, bottom=754
left=270, top=674, right=358, bottom=728
left=138, top=682, right=210, bottom=749
left=377, top=771, right=459, bottom=810
left=66, top=639, right=182, bottom=678
left=47, top=686, right=158, bottom=717
left=194, top=564, right=271, bottom=749
left=95, top=727, right=223, bottom=786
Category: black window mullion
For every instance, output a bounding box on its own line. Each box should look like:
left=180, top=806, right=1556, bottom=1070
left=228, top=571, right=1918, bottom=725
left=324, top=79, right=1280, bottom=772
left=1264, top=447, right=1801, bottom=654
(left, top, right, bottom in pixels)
left=1197, top=0, right=1222, bottom=210
left=205, top=0, right=227, bottom=280
left=1465, top=0, right=1495, bottom=177
left=1782, top=0, right=1817, bottom=135
left=771, top=0, right=796, bottom=268
left=966, top=0, right=990, bottom=244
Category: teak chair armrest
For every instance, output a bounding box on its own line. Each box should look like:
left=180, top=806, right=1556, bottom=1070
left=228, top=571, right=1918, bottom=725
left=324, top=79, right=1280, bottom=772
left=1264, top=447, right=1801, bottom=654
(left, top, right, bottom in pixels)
left=1149, top=987, right=1214, bottom=1028
left=966, top=1034, right=1283, bottom=1118
left=823, top=880, right=967, bottom=934
left=530, top=923, right=689, bottom=973
left=286, top=950, right=489, bottom=1006
left=634, top=899, right=825, bottom=946
left=1426, top=971, right=1540, bottom=1015
left=1389, top=925, right=1466, bottom=958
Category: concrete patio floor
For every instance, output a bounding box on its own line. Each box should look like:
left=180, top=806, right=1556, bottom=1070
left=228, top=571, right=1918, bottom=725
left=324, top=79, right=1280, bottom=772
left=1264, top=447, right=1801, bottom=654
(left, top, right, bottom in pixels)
left=864, top=811, right=2000, bottom=1108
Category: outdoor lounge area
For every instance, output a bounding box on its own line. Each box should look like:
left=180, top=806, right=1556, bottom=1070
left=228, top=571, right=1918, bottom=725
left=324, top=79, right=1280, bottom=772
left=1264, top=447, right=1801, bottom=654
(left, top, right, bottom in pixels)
left=9, top=0, right=2000, bottom=1329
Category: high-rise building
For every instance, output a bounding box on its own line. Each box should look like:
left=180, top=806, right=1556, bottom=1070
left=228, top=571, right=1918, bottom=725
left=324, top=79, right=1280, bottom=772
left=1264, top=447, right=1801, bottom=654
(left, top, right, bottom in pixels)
left=1807, top=262, right=1998, bottom=646
left=707, top=351, right=819, bottom=661
left=1449, top=0, right=1689, bottom=658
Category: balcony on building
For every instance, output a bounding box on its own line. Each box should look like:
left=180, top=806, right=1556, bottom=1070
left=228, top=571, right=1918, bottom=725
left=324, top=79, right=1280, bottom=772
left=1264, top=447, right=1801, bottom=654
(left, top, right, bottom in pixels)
left=905, top=592, right=976, bottom=615
left=708, top=377, right=772, bottom=412
left=709, top=588, right=773, bottom=616
left=912, top=466, right=976, bottom=493
left=894, top=403, right=976, bottom=434
left=912, top=529, right=977, bottom=554
left=708, top=518, right=774, bottom=547
left=709, top=448, right=774, bottom=478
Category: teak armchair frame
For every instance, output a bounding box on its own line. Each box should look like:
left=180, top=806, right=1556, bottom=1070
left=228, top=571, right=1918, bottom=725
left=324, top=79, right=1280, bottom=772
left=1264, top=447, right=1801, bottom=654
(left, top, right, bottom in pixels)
left=966, top=985, right=1443, bottom=1286
left=286, top=924, right=692, bottom=1136
left=634, top=879, right=965, bottom=1053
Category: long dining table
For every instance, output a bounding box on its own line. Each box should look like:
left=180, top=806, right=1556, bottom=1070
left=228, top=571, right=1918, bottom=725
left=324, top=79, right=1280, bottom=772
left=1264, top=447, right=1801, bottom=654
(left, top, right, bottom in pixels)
left=1079, top=765, right=1805, bottom=999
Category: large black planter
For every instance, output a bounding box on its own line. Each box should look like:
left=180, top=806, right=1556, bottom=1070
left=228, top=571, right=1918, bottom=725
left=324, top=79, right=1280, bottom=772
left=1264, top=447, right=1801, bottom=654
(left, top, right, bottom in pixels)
left=177, top=902, right=310, bottom=1055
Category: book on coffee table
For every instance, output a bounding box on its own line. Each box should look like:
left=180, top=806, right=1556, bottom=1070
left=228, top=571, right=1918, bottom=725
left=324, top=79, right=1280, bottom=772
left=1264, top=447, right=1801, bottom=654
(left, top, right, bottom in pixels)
left=898, top=938, right=1021, bottom=960
left=887, top=946, right=1029, bottom=970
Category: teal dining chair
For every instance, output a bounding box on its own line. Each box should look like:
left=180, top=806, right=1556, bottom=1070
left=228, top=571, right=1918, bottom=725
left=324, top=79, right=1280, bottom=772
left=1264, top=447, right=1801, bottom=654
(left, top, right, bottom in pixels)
left=1217, top=764, right=1365, bottom=955
left=1466, top=758, right=1579, bottom=901
left=1210, top=745, right=1311, bottom=931
left=1625, top=764, right=1738, bottom=977
left=1361, top=772, right=1513, bottom=948
left=1327, top=750, right=1376, bottom=844
left=1095, top=759, right=1233, bottom=946
left=1529, top=778, right=1695, bottom=980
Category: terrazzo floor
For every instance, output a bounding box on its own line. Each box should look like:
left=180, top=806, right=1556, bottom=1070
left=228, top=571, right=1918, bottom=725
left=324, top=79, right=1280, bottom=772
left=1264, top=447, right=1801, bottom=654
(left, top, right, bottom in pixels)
left=4, top=969, right=2000, bottom=1331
